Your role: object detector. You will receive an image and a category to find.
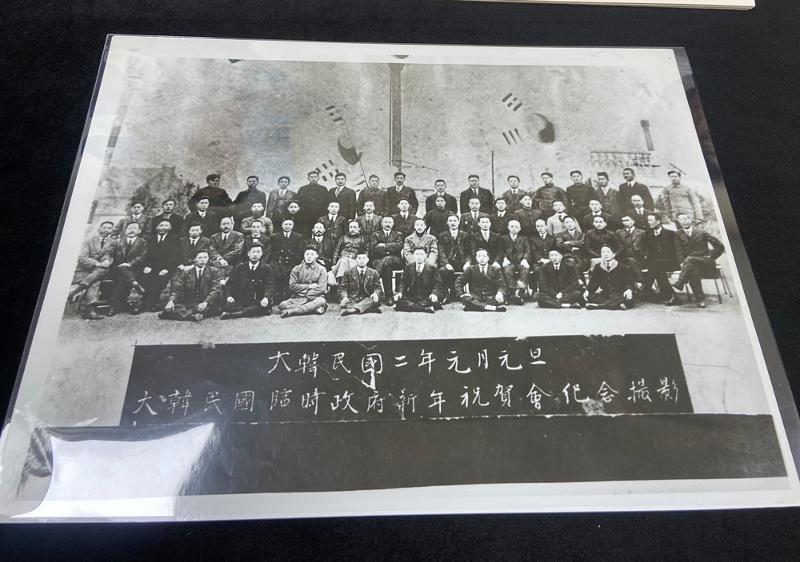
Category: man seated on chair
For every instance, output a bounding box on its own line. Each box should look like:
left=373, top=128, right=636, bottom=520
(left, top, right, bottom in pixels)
left=220, top=244, right=275, bottom=319
left=136, top=218, right=182, bottom=314
left=555, top=216, right=586, bottom=273
left=403, top=218, right=438, bottom=266
left=585, top=245, right=634, bottom=310
left=339, top=251, right=383, bottom=316
left=158, top=249, right=223, bottom=322
left=306, top=221, right=336, bottom=271
left=370, top=216, right=405, bottom=304
left=437, top=214, right=471, bottom=303
left=108, top=222, right=148, bottom=316
left=535, top=249, right=584, bottom=309
left=180, top=223, right=215, bottom=268
left=642, top=212, right=679, bottom=306
left=210, top=216, right=244, bottom=277
left=615, top=213, right=646, bottom=287
left=454, top=248, right=507, bottom=312
left=672, top=212, right=725, bottom=308
left=277, top=247, right=329, bottom=318
left=530, top=218, right=557, bottom=294
left=69, top=220, right=114, bottom=320
left=319, top=201, right=347, bottom=243
left=498, top=219, right=532, bottom=305
left=395, top=247, right=443, bottom=313
left=331, top=220, right=368, bottom=286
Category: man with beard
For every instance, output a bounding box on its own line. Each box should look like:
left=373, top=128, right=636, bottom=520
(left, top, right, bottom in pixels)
left=395, top=247, right=442, bottom=313
left=437, top=214, right=471, bottom=304
left=535, top=249, right=584, bottom=309
left=189, top=173, right=233, bottom=213
left=339, top=251, right=383, bottom=316
left=295, top=170, right=329, bottom=237
left=370, top=216, right=404, bottom=304
left=306, top=222, right=336, bottom=271
left=455, top=248, right=507, bottom=312
left=356, top=174, right=386, bottom=216
left=221, top=244, right=275, bottom=319
left=159, top=249, right=223, bottom=321
left=107, top=222, right=148, bottom=315
left=265, top=176, right=296, bottom=226
left=383, top=171, right=418, bottom=216
left=331, top=221, right=368, bottom=284
left=69, top=221, right=114, bottom=320
left=136, top=218, right=182, bottom=314
left=425, top=178, right=457, bottom=214
left=210, top=216, right=245, bottom=277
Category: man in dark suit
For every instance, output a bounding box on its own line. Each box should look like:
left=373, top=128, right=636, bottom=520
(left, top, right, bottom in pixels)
left=585, top=245, right=635, bottom=310
left=512, top=194, right=542, bottom=237
left=619, top=167, right=654, bottom=211
left=529, top=218, right=557, bottom=292
left=425, top=179, right=458, bottom=214
left=582, top=199, right=617, bottom=232
left=455, top=249, right=507, bottom=312
left=615, top=213, right=646, bottom=284
left=69, top=221, right=114, bottom=319
left=242, top=219, right=271, bottom=260
left=108, top=222, right=148, bottom=315
left=535, top=249, right=584, bottom=309
left=318, top=201, right=347, bottom=244
left=339, top=251, right=383, bottom=316
left=184, top=196, right=219, bottom=236
left=269, top=217, right=306, bottom=302
left=329, top=172, right=357, bottom=220
left=136, top=218, right=182, bottom=313
left=356, top=200, right=383, bottom=245
left=370, top=216, right=405, bottom=304
left=424, top=194, right=454, bottom=237
left=395, top=247, right=443, bottom=313
left=356, top=174, right=386, bottom=216
left=307, top=222, right=336, bottom=271
left=232, top=175, right=268, bottom=223
left=459, top=174, right=494, bottom=215
left=490, top=198, right=511, bottom=236
left=189, top=173, right=233, bottom=213
left=672, top=212, right=726, bottom=307
left=391, top=199, right=416, bottom=238
left=565, top=170, right=595, bottom=220
left=460, top=197, right=490, bottom=236
left=295, top=170, right=329, bottom=237
left=210, top=216, right=245, bottom=276
left=627, top=194, right=654, bottom=230
left=158, top=249, right=223, bottom=321
left=150, top=198, right=184, bottom=236
left=594, top=172, right=620, bottom=218
left=501, top=175, right=527, bottom=214
left=642, top=212, right=680, bottom=305
left=437, top=214, right=472, bottom=303
left=384, top=172, right=418, bottom=216
left=179, top=224, right=215, bottom=267
left=113, top=201, right=151, bottom=239
left=584, top=215, right=621, bottom=267
left=470, top=216, right=502, bottom=266
left=220, top=244, right=275, bottom=319
left=498, top=219, right=532, bottom=304
left=555, top=216, right=586, bottom=273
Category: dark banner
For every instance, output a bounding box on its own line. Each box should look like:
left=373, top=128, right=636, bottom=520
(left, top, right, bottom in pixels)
left=121, top=335, right=692, bottom=425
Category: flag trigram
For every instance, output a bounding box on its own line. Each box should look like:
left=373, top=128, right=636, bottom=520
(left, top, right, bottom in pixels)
left=501, top=93, right=523, bottom=111
left=325, top=104, right=344, bottom=124
left=501, top=128, right=523, bottom=145
left=315, top=159, right=339, bottom=182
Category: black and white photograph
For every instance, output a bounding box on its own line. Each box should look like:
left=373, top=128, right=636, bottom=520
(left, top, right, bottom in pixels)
left=0, top=36, right=798, bottom=521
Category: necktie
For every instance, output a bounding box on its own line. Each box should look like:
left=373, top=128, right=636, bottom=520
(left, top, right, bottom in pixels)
left=285, top=232, right=289, bottom=238
left=196, top=268, right=202, bottom=280
left=159, top=235, right=164, bottom=244
left=481, top=266, right=487, bottom=275
left=554, top=265, right=559, bottom=271
left=251, top=264, right=256, bottom=271
left=100, top=237, right=106, bottom=249
left=222, top=233, right=227, bottom=242
left=191, top=239, right=197, bottom=246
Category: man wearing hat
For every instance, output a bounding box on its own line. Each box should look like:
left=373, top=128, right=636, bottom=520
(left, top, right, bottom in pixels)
left=189, top=173, right=233, bottom=213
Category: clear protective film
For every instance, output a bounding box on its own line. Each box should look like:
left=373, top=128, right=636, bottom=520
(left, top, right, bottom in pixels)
left=1, top=36, right=798, bottom=522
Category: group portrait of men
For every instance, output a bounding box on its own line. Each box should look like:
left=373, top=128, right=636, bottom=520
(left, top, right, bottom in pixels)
left=69, top=166, right=726, bottom=321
